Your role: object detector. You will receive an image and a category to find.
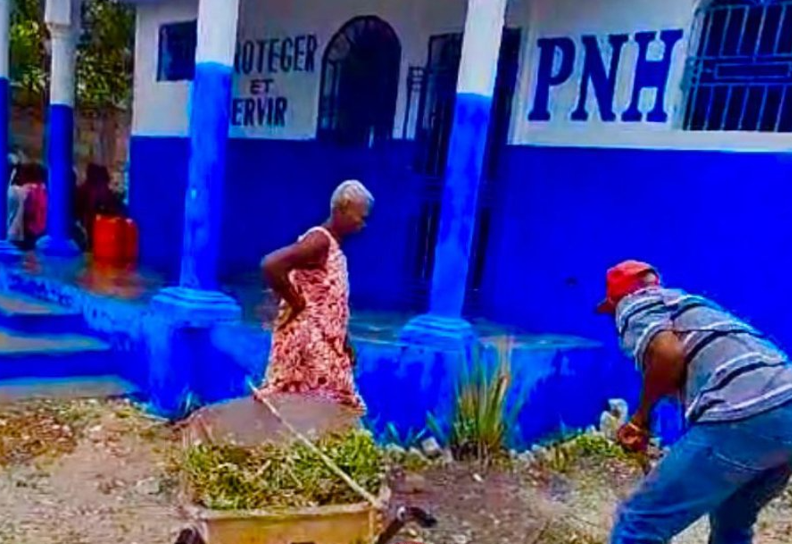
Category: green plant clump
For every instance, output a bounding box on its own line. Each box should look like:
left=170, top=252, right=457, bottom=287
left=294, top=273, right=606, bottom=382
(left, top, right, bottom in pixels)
left=567, top=433, right=629, bottom=460
left=440, top=340, right=525, bottom=465
left=179, top=429, right=385, bottom=511
left=541, top=433, right=630, bottom=474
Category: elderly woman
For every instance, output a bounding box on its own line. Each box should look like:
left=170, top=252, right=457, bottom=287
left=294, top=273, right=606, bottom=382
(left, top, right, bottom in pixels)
left=255, top=180, right=374, bottom=414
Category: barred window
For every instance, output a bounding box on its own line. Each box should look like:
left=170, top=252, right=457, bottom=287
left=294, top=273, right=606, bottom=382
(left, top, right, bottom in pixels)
left=683, top=0, right=792, bottom=132
left=157, top=21, right=197, bottom=82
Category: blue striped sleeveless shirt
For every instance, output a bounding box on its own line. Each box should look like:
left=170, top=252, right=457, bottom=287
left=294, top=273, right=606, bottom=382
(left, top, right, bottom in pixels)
left=616, top=287, right=792, bottom=424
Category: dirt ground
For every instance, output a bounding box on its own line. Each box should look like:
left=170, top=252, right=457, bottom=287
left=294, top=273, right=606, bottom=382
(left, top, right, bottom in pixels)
left=1, top=398, right=792, bottom=544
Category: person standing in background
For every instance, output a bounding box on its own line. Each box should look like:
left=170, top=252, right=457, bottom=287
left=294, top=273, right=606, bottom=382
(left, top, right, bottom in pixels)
left=7, top=162, right=30, bottom=249
left=75, top=163, right=124, bottom=249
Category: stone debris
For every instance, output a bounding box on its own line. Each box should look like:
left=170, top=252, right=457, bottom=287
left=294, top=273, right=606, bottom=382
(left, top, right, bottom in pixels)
left=135, top=477, right=161, bottom=496
left=607, top=399, right=629, bottom=423
left=402, top=472, right=427, bottom=494
left=440, top=448, right=455, bottom=465
left=420, top=437, right=442, bottom=459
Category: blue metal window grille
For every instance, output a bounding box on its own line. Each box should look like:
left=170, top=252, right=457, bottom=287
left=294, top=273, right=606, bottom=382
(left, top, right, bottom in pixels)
left=157, top=21, right=197, bottom=82
left=317, top=16, right=402, bottom=146
left=683, top=0, right=792, bottom=131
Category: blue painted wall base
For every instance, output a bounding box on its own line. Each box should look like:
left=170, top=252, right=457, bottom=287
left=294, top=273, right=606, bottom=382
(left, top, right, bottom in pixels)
left=429, top=93, right=494, bottom=317
left=0, top=256, right=621, bottom=448
left=151, top=286, right=241, bottom=327
left=0, top=240, right=21, bottom=260
left=129, top=138, right=425, bottom=311
left=36, top=236, right=80, bottom=257
left=147, top=286, right=241, bottom=418
left=399, top=314, right=476, bottom=352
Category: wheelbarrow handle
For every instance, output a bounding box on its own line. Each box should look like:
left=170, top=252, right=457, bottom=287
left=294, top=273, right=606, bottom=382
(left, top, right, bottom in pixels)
left=373, top=506, right=437, bottom=544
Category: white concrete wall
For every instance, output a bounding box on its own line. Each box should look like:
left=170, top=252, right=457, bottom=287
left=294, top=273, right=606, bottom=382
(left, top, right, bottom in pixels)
left=512, top=0, right=792, bottom=150
left=132, top=0, right=470, bottom=139
left=131, top=0, right=792, bottom=151
left=132, top=0, right=196, bottom=136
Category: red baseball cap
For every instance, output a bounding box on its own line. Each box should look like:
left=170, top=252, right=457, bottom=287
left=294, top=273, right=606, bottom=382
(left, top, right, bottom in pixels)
left=596, top=260, right=659, bottom=314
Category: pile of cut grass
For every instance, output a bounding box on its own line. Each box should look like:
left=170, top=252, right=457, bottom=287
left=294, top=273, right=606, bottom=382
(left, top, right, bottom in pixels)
left=179, top=428, right=385, bottom=510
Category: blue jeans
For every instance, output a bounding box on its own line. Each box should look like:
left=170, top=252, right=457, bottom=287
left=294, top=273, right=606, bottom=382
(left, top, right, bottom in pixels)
left=610, top=401, right=792, bottom=544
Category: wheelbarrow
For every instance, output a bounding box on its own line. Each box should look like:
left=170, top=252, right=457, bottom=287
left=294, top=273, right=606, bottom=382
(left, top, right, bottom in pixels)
left=173, top=383, right=437, bottom=544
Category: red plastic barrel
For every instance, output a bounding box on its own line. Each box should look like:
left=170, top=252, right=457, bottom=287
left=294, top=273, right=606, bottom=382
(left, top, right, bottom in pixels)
left=93, top=215, right=139, bottom=264
left=93, top=215, right=122, bottom=262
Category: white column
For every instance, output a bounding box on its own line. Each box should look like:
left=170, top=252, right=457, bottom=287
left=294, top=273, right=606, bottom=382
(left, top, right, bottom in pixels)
left=195, top=0, right=240, bottom=65
left=0, top=0, right=9, bottom=81
left=38, top=0, right=81, bottom=255
left=48, top=24, right=78, bottom=108
left=45, top=0, right=80, bottom=107
left=149, top=0, right=242, bottom=418
left=175, top=0, right=241, bottom=292
left=401, top=0, right=509, bottom=348
left=456, top=0, right=509, bottom=98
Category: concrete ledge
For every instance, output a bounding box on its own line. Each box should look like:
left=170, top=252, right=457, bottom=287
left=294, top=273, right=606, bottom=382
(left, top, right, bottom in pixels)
left=0, top=257, right=623, bottom=450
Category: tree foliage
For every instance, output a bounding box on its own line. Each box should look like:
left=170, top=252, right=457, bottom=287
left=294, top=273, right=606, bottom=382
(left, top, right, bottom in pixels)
left=77, top=0, right=135, bottom=110
left=10, top=0, right=47, bottom=102
left=9, top=0, right=134, bottom=110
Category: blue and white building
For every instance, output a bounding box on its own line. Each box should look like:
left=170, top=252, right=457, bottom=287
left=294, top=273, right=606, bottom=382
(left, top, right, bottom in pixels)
left=121, top=0, right=792, bottom=350
left=0, top=0, right=788, bottom=442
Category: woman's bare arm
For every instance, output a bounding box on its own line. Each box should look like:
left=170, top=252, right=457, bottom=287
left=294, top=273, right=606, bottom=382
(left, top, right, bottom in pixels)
left=261, top=231, right=330, bottom=309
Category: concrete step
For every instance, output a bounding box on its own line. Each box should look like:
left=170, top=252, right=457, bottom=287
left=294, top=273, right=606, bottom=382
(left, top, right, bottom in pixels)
left=0, top=328, right=115, bottom=381
left=0, top=292, right=86, bottom=335
left=0, top=375, right=138, bottom=403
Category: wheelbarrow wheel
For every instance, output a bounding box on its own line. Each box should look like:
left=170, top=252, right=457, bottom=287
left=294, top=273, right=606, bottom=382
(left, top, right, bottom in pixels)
left=374, top=506, right=437, bottom=544
left=174, top=526, right=206, bottom=544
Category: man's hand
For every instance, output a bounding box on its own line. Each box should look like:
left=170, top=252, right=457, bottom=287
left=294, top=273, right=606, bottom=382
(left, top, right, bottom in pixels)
left=616, top=419, right=651, bottom=453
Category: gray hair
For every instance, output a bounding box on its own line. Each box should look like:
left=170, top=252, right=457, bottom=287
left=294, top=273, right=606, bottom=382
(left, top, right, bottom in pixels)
left=330, top=179, right=374, bottom=211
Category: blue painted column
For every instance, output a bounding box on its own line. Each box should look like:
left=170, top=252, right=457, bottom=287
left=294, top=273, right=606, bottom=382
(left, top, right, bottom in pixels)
left=402, top=0, right=508, bottom=349
left=0, top=0, right=19, bottom=259
left=150, top=0, right=241, bottom=418
left=38, top=0, right=80, bottom=256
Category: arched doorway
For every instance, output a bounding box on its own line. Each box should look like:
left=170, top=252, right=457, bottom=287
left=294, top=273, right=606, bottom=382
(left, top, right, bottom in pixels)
left=317, top=16, right=402, bottom=146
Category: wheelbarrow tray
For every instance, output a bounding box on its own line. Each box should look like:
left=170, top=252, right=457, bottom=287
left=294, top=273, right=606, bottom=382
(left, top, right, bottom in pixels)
left=182, top=485, right=390, bottom=544
left=177, top=394, right=387, bottom=544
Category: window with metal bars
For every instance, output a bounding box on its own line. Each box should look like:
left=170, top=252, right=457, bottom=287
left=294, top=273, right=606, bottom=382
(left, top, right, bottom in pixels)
left=683, top=0, right=792, bottom=132
left=316, top=16, right=401, bottom=146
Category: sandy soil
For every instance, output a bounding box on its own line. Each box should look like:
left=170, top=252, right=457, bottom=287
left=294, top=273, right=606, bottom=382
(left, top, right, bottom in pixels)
left=0, top=399, right=183, bottom=544
left=1, top=398, right=792, bottom=544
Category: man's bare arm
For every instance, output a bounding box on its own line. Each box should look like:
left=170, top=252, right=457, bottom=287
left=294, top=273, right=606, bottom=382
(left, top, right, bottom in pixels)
left=632, top=331, right=687, bottom=429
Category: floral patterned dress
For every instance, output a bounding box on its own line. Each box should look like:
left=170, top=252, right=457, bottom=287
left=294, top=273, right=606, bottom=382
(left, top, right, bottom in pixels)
left=257, top=227, right=365, bottom=413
